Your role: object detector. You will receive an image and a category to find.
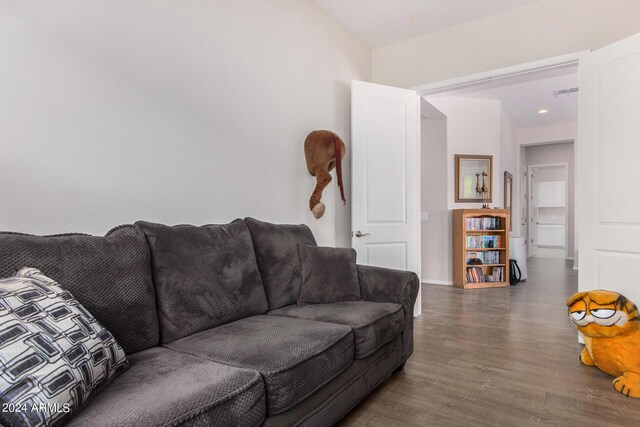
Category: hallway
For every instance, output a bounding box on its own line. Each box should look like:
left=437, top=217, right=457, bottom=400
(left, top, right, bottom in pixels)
left=341, top=258, right=640, bottom=426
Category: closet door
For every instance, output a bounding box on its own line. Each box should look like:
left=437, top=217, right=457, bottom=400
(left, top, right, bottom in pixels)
left=537, top=182, right=553, bottom=207
left=552, top=182, right=565, bottom=207
left=537, top=227, right=552, bottom=246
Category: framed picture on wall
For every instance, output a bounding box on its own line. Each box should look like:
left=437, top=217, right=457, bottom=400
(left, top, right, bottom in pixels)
left=504, top=171, right=513, bottom=231
left=455, top=155, right=493, bottom=203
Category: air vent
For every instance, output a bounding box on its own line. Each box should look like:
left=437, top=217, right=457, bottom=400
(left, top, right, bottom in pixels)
left=553, top=87, right=579, bottom=97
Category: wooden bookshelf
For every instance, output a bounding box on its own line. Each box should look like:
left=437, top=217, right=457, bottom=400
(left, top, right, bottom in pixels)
left=453, top=209, right=510, bottom=289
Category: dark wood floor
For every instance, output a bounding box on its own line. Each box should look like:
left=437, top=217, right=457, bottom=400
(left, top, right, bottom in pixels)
left=340, top=258, right=640, bottom=426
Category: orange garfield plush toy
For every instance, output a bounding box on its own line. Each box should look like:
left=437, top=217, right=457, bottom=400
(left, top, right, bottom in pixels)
left=567, top=290, right=640, bottom=397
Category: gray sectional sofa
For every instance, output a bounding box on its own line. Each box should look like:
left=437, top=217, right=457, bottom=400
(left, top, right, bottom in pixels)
left=0, top=218, right=419, bottom=426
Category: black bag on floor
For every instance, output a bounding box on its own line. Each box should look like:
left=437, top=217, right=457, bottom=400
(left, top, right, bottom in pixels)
left=509, top=259, right=521, bottom=286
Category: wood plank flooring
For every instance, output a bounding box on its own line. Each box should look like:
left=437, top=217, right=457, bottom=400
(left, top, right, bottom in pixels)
left=339, top=258, right=640, bottom=426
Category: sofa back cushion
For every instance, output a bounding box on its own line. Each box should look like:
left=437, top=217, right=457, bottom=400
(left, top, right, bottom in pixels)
left=136, top=220, right=268, bottom=343
left=244, top=217, right=317, bottom=309
left=0, top=225, right=159, bottom=355
left=297, top=245, right=361, bottom=305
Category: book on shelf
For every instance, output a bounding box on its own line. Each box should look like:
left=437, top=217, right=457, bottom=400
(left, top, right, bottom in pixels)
left=466, top=251, right=501, bottom=265
left=466, top=267, right=485, bottom=284
left=491, top=266, right=504, bottom=282
left=466, top=266, right=505, bottom=284
left=465, top=235, right=502, bottom=249
left=465, top=217, right=502, bottom=231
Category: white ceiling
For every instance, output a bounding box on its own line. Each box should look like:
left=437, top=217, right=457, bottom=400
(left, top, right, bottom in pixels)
left=427, top=67, right=579, bottom=128
left=312, top=0, right=540, bottom=48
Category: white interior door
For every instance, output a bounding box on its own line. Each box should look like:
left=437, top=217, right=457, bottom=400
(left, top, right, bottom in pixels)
left=351, top=80, right=421, bottom=316
left=578, top=32, right=640, bottom=304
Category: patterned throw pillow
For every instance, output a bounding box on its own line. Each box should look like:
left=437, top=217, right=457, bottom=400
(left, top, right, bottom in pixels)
left=0, top=268, right=128, bottom=427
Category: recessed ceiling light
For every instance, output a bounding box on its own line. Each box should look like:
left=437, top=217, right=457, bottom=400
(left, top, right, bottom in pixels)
left=538, top=109, right=549, bottom=114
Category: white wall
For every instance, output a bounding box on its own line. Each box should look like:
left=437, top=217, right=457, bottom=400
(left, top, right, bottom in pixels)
left=500, top=106, right=517, bottom=211
left=420, top=112, right=450, bottom=284
left=421, top=97, right=504, bottom=283
left=516, top=123, right=576, bottom=146
left=0, top=0, right=371, bottom=246
left=427, top=98, right=502, bottom=210
left=372, top=0, right=640, bottom=89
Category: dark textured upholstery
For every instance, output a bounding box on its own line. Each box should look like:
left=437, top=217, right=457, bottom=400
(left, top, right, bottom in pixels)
left=269, top=301, right=404, bottom=359
left=165, top=315, right=354, bottom=415
left=0, top=225, right=158, bottom=354
left=263, top=335, right=403, bottom=427
left=244, top=217, right=317, bottom=309
left=357, top=265, right=420, bottom=361
left=297, top=245, right=360, bottom=305
left=136, top=220, right=268, bottom=343
left=0, top=218, right=419, bottom=427
left=67, top=347, right=265, bottom=427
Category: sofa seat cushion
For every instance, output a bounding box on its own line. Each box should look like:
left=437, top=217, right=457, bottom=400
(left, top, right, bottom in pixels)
left=67, top=347, right=265, bottom=427
left=165, top=315, right=354, bottom=415
left=268, top=301, right=404, bottom=359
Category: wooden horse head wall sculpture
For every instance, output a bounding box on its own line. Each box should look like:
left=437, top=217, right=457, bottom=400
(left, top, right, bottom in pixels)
left=304, top=130, right=346, bottom=219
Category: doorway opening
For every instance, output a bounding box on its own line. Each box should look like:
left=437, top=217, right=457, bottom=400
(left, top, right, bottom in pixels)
left=417, top=59, right=578, bottom=286
left=527, top=161, right=571, bottom=259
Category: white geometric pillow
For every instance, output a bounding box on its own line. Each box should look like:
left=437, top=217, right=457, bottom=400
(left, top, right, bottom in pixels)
left=0, top=268, right=128, bottom=427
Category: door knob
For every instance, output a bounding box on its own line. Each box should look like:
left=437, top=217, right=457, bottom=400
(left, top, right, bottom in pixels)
left=355, top=231, right=370, bottom=238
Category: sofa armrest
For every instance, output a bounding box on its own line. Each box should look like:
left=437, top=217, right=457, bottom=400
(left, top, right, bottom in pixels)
left=356, top=264, right=420, bottom=361
left=357, top=264, right=419, bottom=308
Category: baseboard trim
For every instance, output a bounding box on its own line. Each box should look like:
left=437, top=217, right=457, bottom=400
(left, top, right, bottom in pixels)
left=422, top=279, right=453, bottom=286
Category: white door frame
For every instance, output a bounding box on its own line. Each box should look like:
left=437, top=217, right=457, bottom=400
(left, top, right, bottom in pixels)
left=412, top=51, right=587, bottom=96
left=528, top=166, right=537, bottom=257
left=527, top=163, right=570, bottom=259
left=411, top=51, right=587, bottom=273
